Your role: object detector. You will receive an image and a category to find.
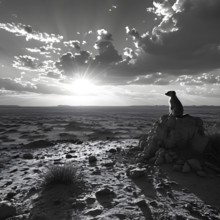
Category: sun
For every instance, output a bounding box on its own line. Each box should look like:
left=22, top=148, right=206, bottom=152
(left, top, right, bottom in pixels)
left=70, top=77, right=96, bottom=95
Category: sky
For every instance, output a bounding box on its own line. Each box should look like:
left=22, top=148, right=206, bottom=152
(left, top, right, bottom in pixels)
left=0, top=0, right=220, bottom=106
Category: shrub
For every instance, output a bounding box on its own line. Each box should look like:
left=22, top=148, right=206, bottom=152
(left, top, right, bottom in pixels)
left=41, top=163, right=81, bottom=187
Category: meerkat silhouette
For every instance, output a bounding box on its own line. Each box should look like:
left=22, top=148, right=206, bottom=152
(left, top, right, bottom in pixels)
left=165, top=91, right=184, bottom=117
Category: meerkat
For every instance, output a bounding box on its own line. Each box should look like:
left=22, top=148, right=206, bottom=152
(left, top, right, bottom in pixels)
left=165, top=91, right=184, bottom=117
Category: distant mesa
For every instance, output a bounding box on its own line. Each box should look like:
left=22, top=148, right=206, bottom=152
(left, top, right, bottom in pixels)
left=0, top=105, right=20, bottom=108
left=57, top=105, right=74, bottom=108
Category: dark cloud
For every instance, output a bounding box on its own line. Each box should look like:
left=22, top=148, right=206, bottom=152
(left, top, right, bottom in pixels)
left=55, top=51, right=91, bottom=75
left=0, top=78, right=36, bottom=92
left=23, top=25, right=33, bottom=34
left=94, top=29, right=122, bottom=64
left=126, top=0, right=220, bottom=75
left=0, top=77, right=68, bottom=95
left=64, top=40, right=81, bottom=51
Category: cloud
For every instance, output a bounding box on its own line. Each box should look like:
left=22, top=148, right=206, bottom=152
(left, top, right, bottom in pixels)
left=127, top=0, right=220, bottom=75
left=94, top=29, right=122, bottom=64
left=128, top=72, right=171, bottom=85
left=0, top=22, right=63, bottom=44
left=0, top=77, right=36, bottom=92
left=26, top=44, right=61, bottom=56
left=64, top=40, right=81, bottom=51
left=0, top=77, right=69, bottom=95
left=55, top=51, right=92, bottom=75
left=13, top=55, right=41, bottom=71
left=176, top=72, right=220, bottom=86
left=46, top=72, right=62, bottom=79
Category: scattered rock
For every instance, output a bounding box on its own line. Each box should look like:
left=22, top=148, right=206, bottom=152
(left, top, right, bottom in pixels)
left=149, top=200, right=158, bottom=207
left=182, top=162, right=191, bottom=173
left=72, top=201, right=86, bottom=210
left=89, top=155, right=97, bottom=163
left=23, top=153, right=34, bottom=159
left=187, top=158, right=202, bottom=171
left=85, top=208, right=102, bottom=216
left=65, top=154, right=73, bottom=159
left=196, top=170, right=207, bottom=177
left=165, top=153, right=173, bottom=163
left=108, top=148, right=117, bottom=153
left=134, top=199, right=147, bottom=207
left=0, top=202, right=16, bottom=220
left=95, top=188, right=116, bottom=197
left=176, top=159, right=184, bottom=165
left=102, top=160, right=114, bottom=167
left=173, top=164, right=182, bottom=172
left=128, top=168, right=146, bottom=178
left=5, top=191, right=16, bottom=200
left=86, top=197, right=96, bottom=204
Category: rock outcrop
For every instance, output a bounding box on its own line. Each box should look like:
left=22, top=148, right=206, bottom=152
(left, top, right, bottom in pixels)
left=139, top=114, right=208, bottom=162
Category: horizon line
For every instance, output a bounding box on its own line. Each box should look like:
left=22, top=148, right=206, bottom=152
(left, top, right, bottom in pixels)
left=0, top=105, right=220, bottom=108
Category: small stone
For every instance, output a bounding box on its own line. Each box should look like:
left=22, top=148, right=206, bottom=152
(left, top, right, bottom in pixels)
left=149, top=200, right=158, bottom=207
left=148, top=156, right=156, bottom=164
left=95, top=188, right=116, bottom=197
left=187, top=158, right=202, bottom=171
left=85, top=208, right=102, bottom=216
left=5, top=191, right=16, bottom=200
left=23, top=153, right=34, bottom=159
left=196, top=170, right=206, bottom=177
left=108, top=148, right=117, bottom=153
left=129, top=168, right=146, bottom=178
left=66, top=154, right=73, bottom=159
left=89, top=155, right=97, bottom=163
left=173, top=164, right=182, bottom=172
left=72, top=201, right=86, bottom=210
left=165, top=153, right=173, bottom=163
left=155, top=156, right=164, bottom=165
left=102, top=160, right=114, bottom=167
left=182, top=162, right=191, bottom=173
left=0, top=202, right=16, bottom=219
left=86, top=197, right=96, bottom=204
left=135, top=199, right=147, bottom=207
left=176, top=159, right=184, bottom=165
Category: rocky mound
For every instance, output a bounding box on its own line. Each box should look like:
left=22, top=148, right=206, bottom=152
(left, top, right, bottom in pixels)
left=139, top=114, right=209, bottom=174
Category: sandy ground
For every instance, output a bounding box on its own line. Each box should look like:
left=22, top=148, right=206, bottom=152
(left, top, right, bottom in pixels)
left=0, top=106, right=220, bottom=219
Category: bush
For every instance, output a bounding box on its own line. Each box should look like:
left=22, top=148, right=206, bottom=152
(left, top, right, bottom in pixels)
left=41, top=163, right=81, bottom=187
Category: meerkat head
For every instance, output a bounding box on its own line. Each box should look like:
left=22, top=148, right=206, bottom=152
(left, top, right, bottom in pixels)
left=165, top=91, right=176, bottom=97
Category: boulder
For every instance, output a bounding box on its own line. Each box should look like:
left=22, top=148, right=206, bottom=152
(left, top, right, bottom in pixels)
left=139, top=115, right=208, bottom=160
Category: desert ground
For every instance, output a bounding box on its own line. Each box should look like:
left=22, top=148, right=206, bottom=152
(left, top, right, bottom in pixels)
left=0, top=106, right=220, bottom=220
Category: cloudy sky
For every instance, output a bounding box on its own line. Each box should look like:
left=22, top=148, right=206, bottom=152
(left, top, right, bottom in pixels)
left=0, top=0, right=220, bottom=106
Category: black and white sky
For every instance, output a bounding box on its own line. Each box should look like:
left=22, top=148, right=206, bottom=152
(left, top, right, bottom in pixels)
left=0, top=0, right=220, bottom=106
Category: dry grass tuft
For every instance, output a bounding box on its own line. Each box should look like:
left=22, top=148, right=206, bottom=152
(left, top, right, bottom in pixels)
left=41, top=163, right=81, bottom=187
